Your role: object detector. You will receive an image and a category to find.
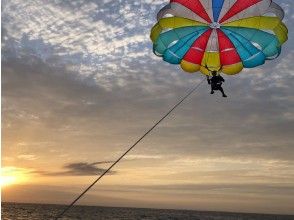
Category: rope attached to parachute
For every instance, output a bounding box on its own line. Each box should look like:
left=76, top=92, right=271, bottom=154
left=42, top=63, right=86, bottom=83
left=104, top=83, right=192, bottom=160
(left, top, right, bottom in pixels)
left=54, top=78, right=206, bottom=220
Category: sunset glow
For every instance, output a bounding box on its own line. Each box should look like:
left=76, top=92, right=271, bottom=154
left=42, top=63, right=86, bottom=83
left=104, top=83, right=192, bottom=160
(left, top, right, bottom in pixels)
left=0, top=175, right=17, bottom=187
left=1, top=167, right=29, bottom=187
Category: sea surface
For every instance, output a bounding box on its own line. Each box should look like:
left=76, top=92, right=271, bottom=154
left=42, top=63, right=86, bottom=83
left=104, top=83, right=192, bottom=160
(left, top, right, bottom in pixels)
left=1, top=202, right=294, bottom=220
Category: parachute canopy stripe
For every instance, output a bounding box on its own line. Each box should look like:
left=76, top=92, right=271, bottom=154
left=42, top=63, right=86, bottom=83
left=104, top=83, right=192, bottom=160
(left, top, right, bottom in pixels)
left=217, top=29, right=241, bottom=65
left=222, top=27, right=281, bottom=58
left=150, top=0, right=288, bottom=75
left=150, top=17, right=207, bottom=42
left=201, top=52, right=221, bottom=73
left=219, top=0, right=262, bottom=23
left=157, top=3, right=210, bottom=24
left=220, top=0, right=272, bottom=24
left=183, top=29, right=212, bottom=64
left=221, top=28, right=266, bottom=68
left=222, top=16, right=288, bottom=44
left=163, top=29, right=208, bottom=64
left=217, top=0, right=238, bottom=23
left=171, top=0, right=212, bottom=23
left=153, top=26, right=208, bottom=55
left=212, top=0, right=225, bottom=22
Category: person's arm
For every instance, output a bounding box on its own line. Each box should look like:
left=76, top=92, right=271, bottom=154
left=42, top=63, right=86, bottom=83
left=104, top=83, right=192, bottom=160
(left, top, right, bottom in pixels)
left=220, top=76, right=225, bottom=82
left=206, top=75, right=211, bottom=84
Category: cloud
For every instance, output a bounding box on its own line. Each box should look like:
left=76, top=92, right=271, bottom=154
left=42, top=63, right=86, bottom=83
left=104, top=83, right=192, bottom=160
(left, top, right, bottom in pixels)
left=125, top=154, right=163, bottom=160
left=17, top=154, right=38, bottom=161
left=2, top=48, right=294, bottom=167
left=1, top=0, right=166, bottom=84
left=37, top=161, right=116, bottom=176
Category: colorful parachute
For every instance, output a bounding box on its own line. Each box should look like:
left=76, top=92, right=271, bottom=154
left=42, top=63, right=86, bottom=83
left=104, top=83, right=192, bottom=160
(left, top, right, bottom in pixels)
left=150, top=0, right=288, bottom=75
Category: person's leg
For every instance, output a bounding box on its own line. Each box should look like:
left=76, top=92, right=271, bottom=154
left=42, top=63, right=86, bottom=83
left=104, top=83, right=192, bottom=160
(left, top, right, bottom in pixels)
left=210, top=85, right=214, bottom=94
left=219, top=87, right=227, bottom=97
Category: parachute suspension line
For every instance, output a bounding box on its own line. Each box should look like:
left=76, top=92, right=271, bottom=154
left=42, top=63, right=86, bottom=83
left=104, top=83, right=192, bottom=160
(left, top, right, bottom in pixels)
left=54, top=78, right=206, bottom=220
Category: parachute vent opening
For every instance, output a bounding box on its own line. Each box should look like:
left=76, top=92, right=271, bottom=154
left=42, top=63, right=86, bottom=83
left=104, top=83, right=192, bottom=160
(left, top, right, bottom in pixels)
left=209, top=22, right=220, bottom=29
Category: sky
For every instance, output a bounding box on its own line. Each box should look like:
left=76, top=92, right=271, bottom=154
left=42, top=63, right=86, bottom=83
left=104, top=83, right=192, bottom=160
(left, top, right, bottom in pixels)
left=1, top=0, right=294, bottom=215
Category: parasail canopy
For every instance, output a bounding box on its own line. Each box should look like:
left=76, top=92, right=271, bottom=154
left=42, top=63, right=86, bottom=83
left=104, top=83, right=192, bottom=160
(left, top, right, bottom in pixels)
left=150, top=0, right=288, bottom=75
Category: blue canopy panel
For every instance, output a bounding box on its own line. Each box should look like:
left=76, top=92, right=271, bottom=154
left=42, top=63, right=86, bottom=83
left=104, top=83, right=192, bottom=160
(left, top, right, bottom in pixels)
left=156, top=28, right=208, bottom=64
left=163, top=28, right=208, bottom=64
left=222, top=27, right=281, bottom=59
left=154, top=26, right=208, bottom=56
left=221, top=28, right=266, bottom=68
left=212, top=0, right=225, bottom=22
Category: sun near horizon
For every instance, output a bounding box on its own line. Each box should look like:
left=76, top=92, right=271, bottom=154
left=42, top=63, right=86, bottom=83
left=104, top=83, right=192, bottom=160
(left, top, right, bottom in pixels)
left=0, top=167, right=30, bottom=187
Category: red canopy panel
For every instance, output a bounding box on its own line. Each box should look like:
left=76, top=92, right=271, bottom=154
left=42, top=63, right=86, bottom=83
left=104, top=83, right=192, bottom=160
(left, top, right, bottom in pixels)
left=171, top=0, right=212, bottom=23
left=217, top=29, right=241, bottom=65
left=183, top=29, right=212, bottom=65
left=219, top=0, right=262, bottom=23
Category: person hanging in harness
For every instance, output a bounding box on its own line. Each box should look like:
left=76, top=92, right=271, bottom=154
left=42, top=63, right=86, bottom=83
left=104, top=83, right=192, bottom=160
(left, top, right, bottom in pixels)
left=206, top=70, right=227, bottom=97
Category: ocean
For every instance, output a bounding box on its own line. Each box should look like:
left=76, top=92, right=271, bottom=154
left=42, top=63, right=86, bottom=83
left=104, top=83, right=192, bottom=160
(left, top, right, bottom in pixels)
left=1, top=202, right=293, bottom=220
